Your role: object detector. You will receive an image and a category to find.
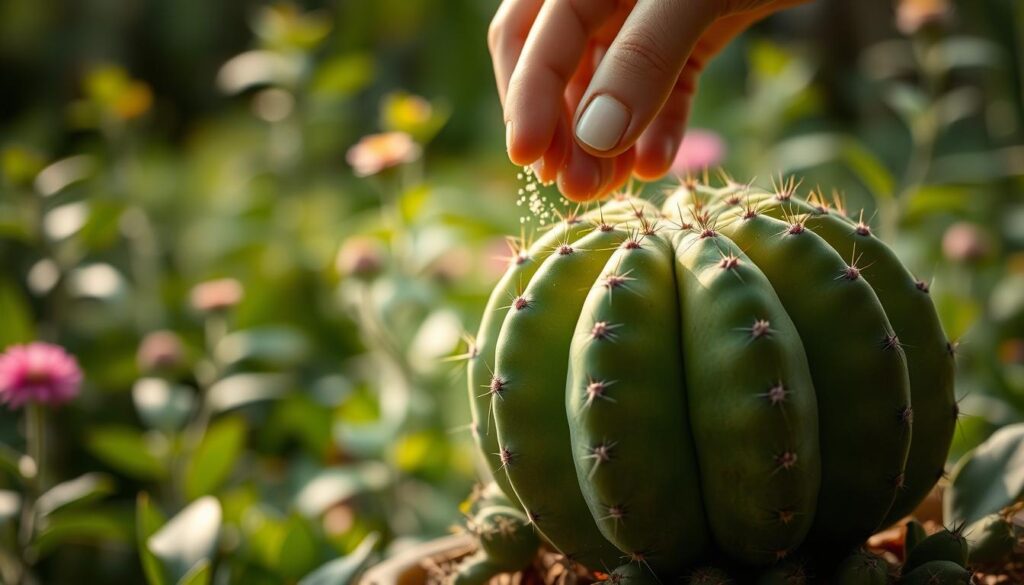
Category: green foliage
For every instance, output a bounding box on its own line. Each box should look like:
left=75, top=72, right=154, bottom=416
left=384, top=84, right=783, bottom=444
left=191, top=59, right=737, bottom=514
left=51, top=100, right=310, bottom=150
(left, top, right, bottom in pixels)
left=0, top=0, right=1021, bottom=582
left=944, top=422, right=1024, bottom=526
left=184, top=416, right=247, bottom=500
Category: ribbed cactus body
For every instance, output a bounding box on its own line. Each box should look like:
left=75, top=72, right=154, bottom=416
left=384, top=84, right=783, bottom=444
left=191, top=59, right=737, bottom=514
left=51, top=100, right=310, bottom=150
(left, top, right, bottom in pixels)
left=466, top=180, right=955, bottom=577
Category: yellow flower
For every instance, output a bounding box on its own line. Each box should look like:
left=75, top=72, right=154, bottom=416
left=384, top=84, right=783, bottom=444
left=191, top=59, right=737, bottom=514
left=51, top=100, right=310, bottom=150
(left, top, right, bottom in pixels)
left=345, top=132, right=421, bottom=178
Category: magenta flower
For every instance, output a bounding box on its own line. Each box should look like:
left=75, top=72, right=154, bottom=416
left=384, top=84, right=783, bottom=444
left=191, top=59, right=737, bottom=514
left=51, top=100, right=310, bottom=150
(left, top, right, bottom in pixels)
left=0, top=343, right=83, bottom=409
left=670, top=129, right=726, bottom=175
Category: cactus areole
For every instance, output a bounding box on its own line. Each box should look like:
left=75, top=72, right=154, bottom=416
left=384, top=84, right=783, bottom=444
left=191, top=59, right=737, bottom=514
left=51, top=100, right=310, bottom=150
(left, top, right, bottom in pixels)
left=466, top=180, right=956, bottom=577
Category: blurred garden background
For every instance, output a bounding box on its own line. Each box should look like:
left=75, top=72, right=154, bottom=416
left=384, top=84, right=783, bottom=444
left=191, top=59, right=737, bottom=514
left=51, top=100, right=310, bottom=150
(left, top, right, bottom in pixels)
left=0, top=0, right=1022, bottom=583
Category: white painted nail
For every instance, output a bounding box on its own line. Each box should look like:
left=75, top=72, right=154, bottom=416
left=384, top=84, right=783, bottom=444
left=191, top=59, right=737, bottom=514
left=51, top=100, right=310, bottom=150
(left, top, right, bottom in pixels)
left=575, top=94, right=630, bottom=152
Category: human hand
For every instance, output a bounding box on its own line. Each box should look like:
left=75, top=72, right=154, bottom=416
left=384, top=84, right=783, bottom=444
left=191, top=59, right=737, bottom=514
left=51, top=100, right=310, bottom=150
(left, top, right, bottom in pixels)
left=489, top=0, right=809, bottom=201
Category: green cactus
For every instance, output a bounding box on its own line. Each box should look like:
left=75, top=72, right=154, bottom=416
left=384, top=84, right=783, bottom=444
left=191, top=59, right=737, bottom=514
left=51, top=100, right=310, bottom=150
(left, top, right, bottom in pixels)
left=964, top=505, right=1021, bottom=567
left=905, top=520, right=928, bottom=557
left=754, top=559, right=811, bottom=584
left=832, top=549, right=890, bottom=585
left=453, top=499, right=540, bottom=585
left=467, top=179, right=955, bottom=578
left=897, top=560, right=972, bottom=584
left=685, top=567, right=735, bottom=585
left=902, top=529, right=968, bottom=575
left=698, top=186, right=956, bottom=529
left=601, top=563, right=662, bottom=585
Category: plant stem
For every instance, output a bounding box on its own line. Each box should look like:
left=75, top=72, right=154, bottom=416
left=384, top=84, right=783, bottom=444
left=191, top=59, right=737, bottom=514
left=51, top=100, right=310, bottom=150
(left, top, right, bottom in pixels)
left=15, top=404, right=46, bottom=584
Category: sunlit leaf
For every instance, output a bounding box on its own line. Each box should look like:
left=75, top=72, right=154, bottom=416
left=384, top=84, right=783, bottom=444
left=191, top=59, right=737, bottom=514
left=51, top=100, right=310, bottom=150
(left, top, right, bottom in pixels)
left=945, top=423, right=1024, bottom=526
left=277, top=514, right=319, bottom=579
left=133, top=378, right=195, bottom=432
left=903, top=185, right=973, bottom=222
left=33, top=507, right=133, bottom=557
left=298, top=532, right=379, bottom=585
left=216, top=50, right=303, bottom=94
left=87, top=427, right=167, bottom=480
left=293, top=462, right=391, bottom=517
left=1, top=145, right=44, bottom=187
left=185, top=416, right=246, bottom=500
left=137, top=492, right=169, bottom=585
left=311, top=54, right=374, bottom=98
left=147, top=496, right=221, bottom=583
left=770, top=134, right=895, bottom=201
left=883, top=82, right=929, bottom=127
left=35, top=472, right=115, bottom=518
left=215, top=326, right=309, bottom=368
left=253, top=4, right=332, bottom=51
left=177, top=559, right=210, bottom=585
left=0, top=490, right=21, bottom=525
left=207, top=373, right=289, bottom=413
left=930, top=36, right=1002, bottom=71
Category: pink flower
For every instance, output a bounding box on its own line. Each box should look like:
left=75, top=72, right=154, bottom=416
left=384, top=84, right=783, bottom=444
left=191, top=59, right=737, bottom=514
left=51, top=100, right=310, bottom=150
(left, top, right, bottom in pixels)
left=190, top=278, right=244, bottom=312
left=942, top=222, right=990, bottom=263
left=670, top=130, right=726, bottom=175
left=0, top=343, right=83, bottom=409
left=137, top=330, right=186, bottom=372
left=346, top=132, right=421, bottom=177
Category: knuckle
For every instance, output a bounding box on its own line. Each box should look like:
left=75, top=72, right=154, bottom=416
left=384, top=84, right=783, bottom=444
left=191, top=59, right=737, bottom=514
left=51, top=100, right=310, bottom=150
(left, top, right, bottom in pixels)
left=611, top=30, right=676, bottom=79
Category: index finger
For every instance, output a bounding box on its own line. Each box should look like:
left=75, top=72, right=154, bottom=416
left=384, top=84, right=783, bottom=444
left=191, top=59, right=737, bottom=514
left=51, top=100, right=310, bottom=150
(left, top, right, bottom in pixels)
left=488, top=0, right=544, bottom=106
left=503, top=0, right=620, bottom=165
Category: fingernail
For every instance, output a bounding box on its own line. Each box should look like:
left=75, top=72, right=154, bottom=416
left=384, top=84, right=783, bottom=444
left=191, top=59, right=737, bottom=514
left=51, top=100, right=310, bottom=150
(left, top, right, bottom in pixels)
left=505, top=120, right=514, bottom=152
left=575, top=94, right=630, bottom=152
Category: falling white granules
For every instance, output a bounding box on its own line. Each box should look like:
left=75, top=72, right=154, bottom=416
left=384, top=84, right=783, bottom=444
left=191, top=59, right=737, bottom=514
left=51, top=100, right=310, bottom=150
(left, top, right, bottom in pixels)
left=515, top=166, right=571, bottom=226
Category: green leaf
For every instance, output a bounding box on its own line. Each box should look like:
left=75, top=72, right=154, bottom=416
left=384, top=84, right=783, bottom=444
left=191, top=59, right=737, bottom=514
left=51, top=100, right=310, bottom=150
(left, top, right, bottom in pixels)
left=35, top=472, right=115, bottom=518
left=33, top=507, right=133, bottom=557
left=184, top=416, right=246, bottom=500
left=840, top=139, right=895, bottom=202
left=277, top=514, right=319, bottom=580
left=0, top=442, right=23, bottom=481
left=945, top=423, right=1024, bottom=526
left=298, top=532, right=379, bottom=585
left=147, top=496, right=221, bottom=584
left=293, top=462, right=391, bottom=517
left=0, top=277, right=35, bottom=348
left=214, top=326, right=309, bottom=369
left=903, top=185, right=973, bottom=222
left=0, top=490, right=21, bottom=525
left=87, top=427, right=167, bottom=480
left=931, top=36, right=1002, bottom=71
left=133, top=378, right=195, bottom=433
left=177, top=559, right=210, bottom=585
left=311, top=54, right=374, bottom=98
left=206, top=373, right=289, bottom=413
left=137, top=492, right=169, bottom=585
left=769, top=133, right=895, bottom=201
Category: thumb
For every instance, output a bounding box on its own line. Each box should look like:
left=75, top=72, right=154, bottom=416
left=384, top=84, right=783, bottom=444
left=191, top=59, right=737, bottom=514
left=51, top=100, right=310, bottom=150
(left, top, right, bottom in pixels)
left=572, top=0, right=718, bottom=157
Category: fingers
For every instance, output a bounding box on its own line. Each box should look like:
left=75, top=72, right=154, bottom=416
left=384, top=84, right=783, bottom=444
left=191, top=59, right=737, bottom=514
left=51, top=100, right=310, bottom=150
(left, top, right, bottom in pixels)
left=557, top=137, right=616, bottom=202
left=632, top=59, right=700, bottom=180
left=630, top=6, right=783, bottom=179
left=488, top=0, right=544, bottom=106
left=572, top=0, right=718, bottom=158
left=504, top=0, right=620, bottom=165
